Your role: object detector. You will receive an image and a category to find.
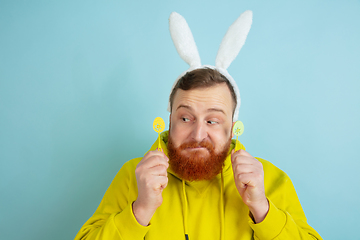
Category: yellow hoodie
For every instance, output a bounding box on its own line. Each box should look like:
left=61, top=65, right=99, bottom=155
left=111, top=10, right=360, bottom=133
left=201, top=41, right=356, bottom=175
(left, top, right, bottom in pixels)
left=75, top=131, right=322, bottom=240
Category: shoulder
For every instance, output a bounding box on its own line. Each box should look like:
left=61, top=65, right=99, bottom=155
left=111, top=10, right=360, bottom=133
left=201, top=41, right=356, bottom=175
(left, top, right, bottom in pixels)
left=255, top=157, right=298, bottom=200
left=111, top=157, right=143, bottom=183
left=96, top=157, right=144, bottom=210
left=121, top=157, right=143, bottom=171
left=256, top=157, right=287, bottom=176
left=256, top=157, right=291, bottom=185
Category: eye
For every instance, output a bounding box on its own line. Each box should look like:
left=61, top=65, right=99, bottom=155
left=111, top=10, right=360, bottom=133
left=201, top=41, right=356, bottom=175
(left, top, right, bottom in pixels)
left=207, top=120, right=218, bottom=125
left=182, top=117, right=190, bottom=122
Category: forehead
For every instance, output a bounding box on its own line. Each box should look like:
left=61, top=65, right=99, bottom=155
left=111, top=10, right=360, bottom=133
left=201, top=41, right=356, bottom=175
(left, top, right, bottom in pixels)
left=172, top=83, right=233, bottom=117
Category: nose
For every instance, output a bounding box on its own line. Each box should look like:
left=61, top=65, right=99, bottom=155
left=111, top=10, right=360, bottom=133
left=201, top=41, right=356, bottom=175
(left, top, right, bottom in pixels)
left=191, top=121, right=208, bottom=142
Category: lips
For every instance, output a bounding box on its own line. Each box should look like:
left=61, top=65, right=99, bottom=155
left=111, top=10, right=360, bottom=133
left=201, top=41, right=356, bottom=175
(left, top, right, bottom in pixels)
left=188, top=147, right=206, bottom=150
left=182, top=147, right=210, bottom=156
left=178, top=140, right=214, bottom=152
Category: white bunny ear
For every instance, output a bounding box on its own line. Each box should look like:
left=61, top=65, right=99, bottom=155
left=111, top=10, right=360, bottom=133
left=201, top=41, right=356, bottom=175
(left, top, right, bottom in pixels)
left=215, top=10, right=253, bottom=69
left=169, top=12, right=202, bottom=68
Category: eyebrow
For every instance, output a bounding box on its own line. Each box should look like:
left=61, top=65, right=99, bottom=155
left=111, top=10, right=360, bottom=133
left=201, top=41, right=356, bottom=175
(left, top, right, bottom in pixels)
left=176, top=105, right=226, bottom=116
left=207, top=107, right=226, bottom=115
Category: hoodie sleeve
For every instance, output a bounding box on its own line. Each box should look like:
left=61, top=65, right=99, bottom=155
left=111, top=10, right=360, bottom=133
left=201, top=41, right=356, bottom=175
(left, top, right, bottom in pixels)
left=249, top=158, right=322, bottom=240
left=74, top=158, right=151, bottom=240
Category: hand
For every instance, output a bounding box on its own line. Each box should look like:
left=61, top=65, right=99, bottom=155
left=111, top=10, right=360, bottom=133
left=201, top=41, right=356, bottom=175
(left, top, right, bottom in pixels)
left=133, top=149, right=169, bottom=226
left=231, top=149, right=269, bottom=223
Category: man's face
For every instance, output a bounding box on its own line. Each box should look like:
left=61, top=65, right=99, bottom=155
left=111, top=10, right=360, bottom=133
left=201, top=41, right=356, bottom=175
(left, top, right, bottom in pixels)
left=169, top=83, right=234, bottom=155
left=168, top=83, right=234, bottom=180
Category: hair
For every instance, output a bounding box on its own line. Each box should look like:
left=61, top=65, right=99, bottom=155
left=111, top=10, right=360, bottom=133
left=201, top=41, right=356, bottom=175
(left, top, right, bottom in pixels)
left=169, top=68, right=237, bottom=115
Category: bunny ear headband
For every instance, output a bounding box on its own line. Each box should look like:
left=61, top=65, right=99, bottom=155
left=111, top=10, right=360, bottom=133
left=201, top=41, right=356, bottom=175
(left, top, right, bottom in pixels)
left=167, top=10, right=253, bottom=121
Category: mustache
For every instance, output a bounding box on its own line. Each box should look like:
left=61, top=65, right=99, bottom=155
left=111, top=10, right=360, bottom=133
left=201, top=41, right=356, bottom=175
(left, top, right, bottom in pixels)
left=167, top=135, right=231, bottom=181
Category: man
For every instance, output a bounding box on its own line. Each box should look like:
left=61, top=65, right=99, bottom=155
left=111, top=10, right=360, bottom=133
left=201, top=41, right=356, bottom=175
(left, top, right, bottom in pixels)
left=75, top=11, right=322, bottom=240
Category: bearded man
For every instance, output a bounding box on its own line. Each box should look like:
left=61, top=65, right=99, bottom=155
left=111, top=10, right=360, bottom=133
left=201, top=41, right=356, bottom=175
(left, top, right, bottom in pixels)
left=75, top=10, right=322, bottom=240
left=74, top=68, right=322, bottom=240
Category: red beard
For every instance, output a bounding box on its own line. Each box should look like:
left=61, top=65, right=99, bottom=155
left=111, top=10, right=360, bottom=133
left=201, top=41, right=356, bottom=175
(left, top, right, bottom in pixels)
left=167, top=134, right=231, bottom=181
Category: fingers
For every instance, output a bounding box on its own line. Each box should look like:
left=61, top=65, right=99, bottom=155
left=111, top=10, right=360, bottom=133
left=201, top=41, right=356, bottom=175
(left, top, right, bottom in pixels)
left=138, top=150, right=169, bottom=169
left=145, top=149, right=169, bottom=163
left=231, top=149, right=261, bottom=167
left=233, top=161, right=263, bottom=186
left=231, top=150, right=264, bottom=188
left=136, top=154, right=169, bottom=182
left=234, top=171, right=263, bottom=188
left=233, top=163, right=261, bottom=176
left=149, top=165, right=168, bottom=177
left=232, top=149, right=253, bottom=158
left=231, top=149, right=268, bottom=220
left=135, top=150, right=169, bottom=190
left=133, top=150, right=170, bottom=225
left=157, top=176, right=169, bottom=190
left=144, top=175, right=169, bottom=191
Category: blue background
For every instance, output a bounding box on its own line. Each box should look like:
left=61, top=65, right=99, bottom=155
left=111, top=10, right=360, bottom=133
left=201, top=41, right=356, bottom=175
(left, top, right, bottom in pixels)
left=1, top=1, right=359, bottom=239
